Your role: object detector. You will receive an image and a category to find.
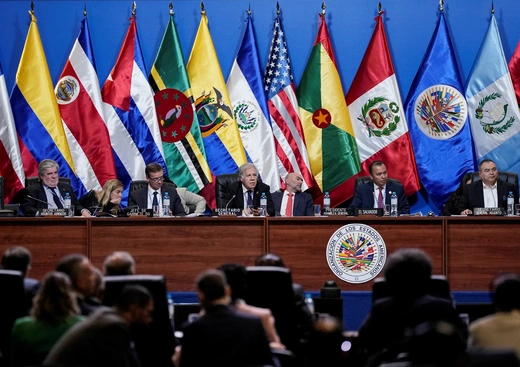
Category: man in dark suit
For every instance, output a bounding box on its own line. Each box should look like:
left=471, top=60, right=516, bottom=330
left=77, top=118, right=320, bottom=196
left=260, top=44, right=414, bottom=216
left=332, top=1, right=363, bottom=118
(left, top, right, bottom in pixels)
left=178, top=269, right=273, bottom=367
left=44, top=285, right=154, bottom=367
left=351, top=160, right=410, bottom=215
left=272, top=172, right=313, bottom=216
left=128, top=162, right=186, bottom=216
left=456, top=159, right=517, bottom=215
left=20, top=159, right=89, bottom=217
left=224, top=163, right=275, bottom=216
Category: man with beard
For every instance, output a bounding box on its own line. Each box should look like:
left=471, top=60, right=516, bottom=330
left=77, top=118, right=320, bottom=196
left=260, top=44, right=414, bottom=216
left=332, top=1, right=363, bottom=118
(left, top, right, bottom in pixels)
left=272, top=172, right=313, bottom=216
left=44, top=285, right=153, bottom=367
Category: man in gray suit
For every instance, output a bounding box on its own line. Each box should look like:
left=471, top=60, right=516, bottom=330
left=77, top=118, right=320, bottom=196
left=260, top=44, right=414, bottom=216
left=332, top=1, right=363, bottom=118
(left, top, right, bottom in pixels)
left=272, top=172, right=314, bottom=216
left=44, top=285, right=154, bottom=367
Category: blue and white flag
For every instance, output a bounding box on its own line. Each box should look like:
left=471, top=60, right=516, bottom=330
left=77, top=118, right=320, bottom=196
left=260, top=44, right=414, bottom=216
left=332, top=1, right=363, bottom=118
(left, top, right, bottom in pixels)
left=227, top=14, right=280, bottom=190
left=466, top=15, right=520, bottom=173
left=101, top=15, right=166, bottom=200
left=405, top=12, right=475, bottom=209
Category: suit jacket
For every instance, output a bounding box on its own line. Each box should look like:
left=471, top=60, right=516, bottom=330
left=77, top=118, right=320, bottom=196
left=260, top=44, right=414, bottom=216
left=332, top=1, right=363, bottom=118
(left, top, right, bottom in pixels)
left=180, top=304, right=273, bottom=367
left=128, top=185, right=186, bottom=216
left=456, top=180, right=517, bottom=214
left=20, top=182, right=84, bottom=217
left=351, top=180, right=410, bottom=215
left=272, top=191, right=314, bottom=216
left=44, top=307, right=139, bottom=367
left=224, top=181, right=275, bottom=216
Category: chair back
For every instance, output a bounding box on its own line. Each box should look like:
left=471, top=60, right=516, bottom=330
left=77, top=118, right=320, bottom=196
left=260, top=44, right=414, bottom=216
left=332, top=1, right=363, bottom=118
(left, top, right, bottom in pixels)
left=173, top=303, right=201, bottom=332
left=245, top=266, right=299, bottom=353
left=465, top=170, right=518, bottom=193
left=25, top=176, right=71, bottom=188
left=215, top=173, right=240, bottom=208
left=0, top=176, right=4, bottom=209
left=0, top=270, right=27, bottom=365
left=354, top=176, right=401, bottom=193
left=102, top=275, right=175, bottom=367
left=371, top=275, right=452, bottom=304
left=129, top=180, right=177, bottom=193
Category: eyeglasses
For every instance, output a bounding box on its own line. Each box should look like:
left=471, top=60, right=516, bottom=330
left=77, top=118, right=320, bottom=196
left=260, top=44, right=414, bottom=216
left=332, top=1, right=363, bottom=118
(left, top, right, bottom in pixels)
left=148, top=176, right=164, bottom=183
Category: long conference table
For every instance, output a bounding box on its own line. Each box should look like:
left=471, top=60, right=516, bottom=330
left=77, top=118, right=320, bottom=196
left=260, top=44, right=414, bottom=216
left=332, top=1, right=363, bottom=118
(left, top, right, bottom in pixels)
left=0, top=216, right=518, bottom=292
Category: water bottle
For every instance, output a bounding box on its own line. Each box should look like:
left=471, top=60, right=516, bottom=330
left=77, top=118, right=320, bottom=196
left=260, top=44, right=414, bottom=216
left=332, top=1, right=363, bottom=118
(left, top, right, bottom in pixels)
left=323, top=192, right=331, bottom=214
left=507, top=191, right=514, bottom=216
left=390, top=191, right=398, bottom=217
left=304, top=293, right=315, bottom=316
left=260, top=192, right=267, bottom=216
left=167, top=294, right=174, bottom=320
left=63, top=192, right=71, bottom=209
left=163, top=192, right=170, bottom=217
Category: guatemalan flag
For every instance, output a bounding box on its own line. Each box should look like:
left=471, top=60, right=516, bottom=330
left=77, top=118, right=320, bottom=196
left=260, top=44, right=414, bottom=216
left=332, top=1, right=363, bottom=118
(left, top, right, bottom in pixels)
left=466, top=14, right=520, bottom=174
left=56, top=16, right=116, bottom=192
left=227, top=13, right=280, bottom=191
left=0, top=62, right=24, bottom=203
left=11, top=11, right=83, bottom=195
left=101, top=15, right=167, bottom=198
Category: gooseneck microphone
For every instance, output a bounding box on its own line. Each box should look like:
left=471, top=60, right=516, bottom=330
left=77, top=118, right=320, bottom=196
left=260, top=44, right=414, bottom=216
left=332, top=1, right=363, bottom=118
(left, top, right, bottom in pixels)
left=225, top=195, right=236, bottom=211
left=26, top=195, right=51, bottom=206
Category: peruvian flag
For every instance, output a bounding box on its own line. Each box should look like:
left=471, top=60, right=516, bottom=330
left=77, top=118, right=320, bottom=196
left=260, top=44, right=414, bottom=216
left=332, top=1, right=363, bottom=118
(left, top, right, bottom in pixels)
left=0, top=64, right=24, bottom=203
left=346, top=13, right=420, bottom=195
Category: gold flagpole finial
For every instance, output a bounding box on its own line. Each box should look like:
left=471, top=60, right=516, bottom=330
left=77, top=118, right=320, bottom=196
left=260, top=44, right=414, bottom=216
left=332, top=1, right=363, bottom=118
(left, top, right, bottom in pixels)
left=321, top=2, right=326, bottom=15
left=169, top=2, right=173, bottom=15
left=84, top=4, right=87, bottom=17
left=276, top=2, right=281, bottom=15
left=378, top=2, right=383, bottom=15
left=132, top=1, right=136, bottom=16
left=439, top=0, right=444, bottom=12
left=247, top=3, right=251, bottom=16
left=491, top=0, right=495, bottom=14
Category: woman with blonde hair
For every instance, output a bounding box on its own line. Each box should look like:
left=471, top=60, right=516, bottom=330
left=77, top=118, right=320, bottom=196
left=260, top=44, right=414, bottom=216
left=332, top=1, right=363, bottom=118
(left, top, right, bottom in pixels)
left=79, top=179, right=123, bottom=216
left=12, top=271, right=84, bottom=367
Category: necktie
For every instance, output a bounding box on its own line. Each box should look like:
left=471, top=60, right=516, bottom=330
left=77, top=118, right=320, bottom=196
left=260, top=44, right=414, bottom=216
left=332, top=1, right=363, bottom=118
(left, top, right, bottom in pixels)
left=50, top=187, right=64, bottom=209
left=377, top=187, right=384, bottom=208
left=247, top=190, right=253, bottom=206
left=285, top=193, right=294, bottom=217
left=152, top=191, right=159, bottom=207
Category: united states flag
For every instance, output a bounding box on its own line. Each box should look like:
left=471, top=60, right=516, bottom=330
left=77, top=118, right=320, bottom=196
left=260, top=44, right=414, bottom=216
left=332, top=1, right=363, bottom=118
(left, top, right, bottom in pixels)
left=264, top=14, right=313, bottom=191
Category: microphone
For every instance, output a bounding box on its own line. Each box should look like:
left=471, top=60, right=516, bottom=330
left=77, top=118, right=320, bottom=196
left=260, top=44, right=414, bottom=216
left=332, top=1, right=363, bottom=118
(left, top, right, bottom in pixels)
left=26, top=194, right=51, bottom=206
left=89, top=206, right=102, bottom=216
left=122, top=205, right=140, bottom=212
left=225, top=195, right=236, bottom=211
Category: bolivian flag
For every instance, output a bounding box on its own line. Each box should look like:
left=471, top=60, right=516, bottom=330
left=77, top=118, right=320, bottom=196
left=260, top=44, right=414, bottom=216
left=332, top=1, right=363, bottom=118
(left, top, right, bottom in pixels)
left=297, top=13, right=360, bottom=206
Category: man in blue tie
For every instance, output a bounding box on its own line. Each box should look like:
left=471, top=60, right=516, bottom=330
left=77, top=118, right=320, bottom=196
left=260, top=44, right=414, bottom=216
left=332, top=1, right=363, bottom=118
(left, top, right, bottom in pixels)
left=351, top=160, right=410, bottom=215
left=128, top=162, right=186, bottom=216
left=20, top=159, right=89, bottom=217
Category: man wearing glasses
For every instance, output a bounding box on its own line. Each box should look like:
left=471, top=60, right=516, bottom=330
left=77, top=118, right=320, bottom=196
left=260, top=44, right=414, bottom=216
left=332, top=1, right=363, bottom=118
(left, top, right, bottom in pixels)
left=129, top=163, right=186, bottom=216
left=457, top=159, right=517, bottom=215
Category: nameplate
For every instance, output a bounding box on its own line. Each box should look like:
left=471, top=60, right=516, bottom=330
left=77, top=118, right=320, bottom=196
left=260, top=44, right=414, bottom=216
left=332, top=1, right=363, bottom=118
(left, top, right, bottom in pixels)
left=127, top=209, right=152, bottom=217
left=41, top=208, right=66, bottom=217
left=325, top=208, right=356, bottom=216
left=215, top=208, right=241, bottom=217
left=355, top=208, right=383, bottom=217
left=473, top=207, right=505, bottom=216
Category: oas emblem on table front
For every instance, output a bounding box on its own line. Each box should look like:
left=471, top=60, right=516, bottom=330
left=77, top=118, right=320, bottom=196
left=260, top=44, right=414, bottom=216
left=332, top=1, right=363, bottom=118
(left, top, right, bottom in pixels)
left=326, top=224, right=386, bottom=284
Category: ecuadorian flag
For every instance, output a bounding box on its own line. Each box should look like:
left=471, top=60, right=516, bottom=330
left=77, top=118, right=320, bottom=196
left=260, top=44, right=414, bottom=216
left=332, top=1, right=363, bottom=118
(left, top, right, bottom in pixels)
left=10, top=12, right=83, bottom=195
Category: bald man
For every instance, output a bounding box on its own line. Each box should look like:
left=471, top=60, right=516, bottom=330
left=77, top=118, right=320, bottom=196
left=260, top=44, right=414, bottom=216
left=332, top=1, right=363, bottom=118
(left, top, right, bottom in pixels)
left=272, top=173, right=314, bottom=216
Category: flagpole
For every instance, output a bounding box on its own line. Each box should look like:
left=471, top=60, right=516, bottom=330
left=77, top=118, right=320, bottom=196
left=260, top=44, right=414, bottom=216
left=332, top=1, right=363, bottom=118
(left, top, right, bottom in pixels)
left=321, top=2, right=326, bottom=15
left=200, top=1, right=205, bottom=15
left=491, top=1, right=495, bottom=14
left=132, top=1, right=136, bottom=16
left=439, top=0, right=444, bottom=12
left=84, top=4, right=87, bottom=17
left=276, top=1, right=280, bottom=15
left=378, top=2, right=383, bottom=15
left=169, top=2, right=173, bottom=16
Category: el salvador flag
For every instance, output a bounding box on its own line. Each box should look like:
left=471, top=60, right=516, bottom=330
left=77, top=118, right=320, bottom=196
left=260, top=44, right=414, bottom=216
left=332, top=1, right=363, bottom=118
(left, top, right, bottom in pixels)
left=227, top=14, right=280, bottom=191
left=101, top=16, right=166, bottom=203
left=466, top=14, right=520, bottom=174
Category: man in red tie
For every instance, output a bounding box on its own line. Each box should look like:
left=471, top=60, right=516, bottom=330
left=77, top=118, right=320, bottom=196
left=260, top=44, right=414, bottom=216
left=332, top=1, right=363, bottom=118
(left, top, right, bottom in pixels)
left=351, top=160, right=410, bottom=215
left=272, top=172, right=314, bottom=216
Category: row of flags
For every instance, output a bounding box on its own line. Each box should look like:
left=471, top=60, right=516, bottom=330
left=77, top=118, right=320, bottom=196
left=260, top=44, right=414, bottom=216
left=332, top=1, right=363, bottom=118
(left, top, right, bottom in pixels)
left=1, top=6, right=520, bottom=212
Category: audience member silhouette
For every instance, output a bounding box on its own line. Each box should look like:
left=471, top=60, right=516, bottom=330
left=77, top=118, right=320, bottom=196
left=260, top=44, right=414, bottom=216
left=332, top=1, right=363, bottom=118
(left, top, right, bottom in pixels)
left=44, top=284, right=153, bottom=367
left=304, top=315, right=344, bottom=367
left=103, top=251, right=136, bottom=276
left=2, top=246, right=40, bottom=312
left=11, top=271, right=84, bottom=367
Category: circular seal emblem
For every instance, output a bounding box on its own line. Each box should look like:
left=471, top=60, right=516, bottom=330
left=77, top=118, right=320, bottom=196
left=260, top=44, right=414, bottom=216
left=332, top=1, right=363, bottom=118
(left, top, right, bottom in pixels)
left=414, top=84, right=467, bottom=140
left=55, top=76, right=80, bottom=105
left=326, top=223, right=386, bottom=284
left=154, top=88, right=194, bottom=143
left=358, top=97, right=400, bottom=138
left=312, top=108, right=331, bottom=128
left=475, top=92, right=514, bottom=134
left=234, top=101, right=260, bottom=133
